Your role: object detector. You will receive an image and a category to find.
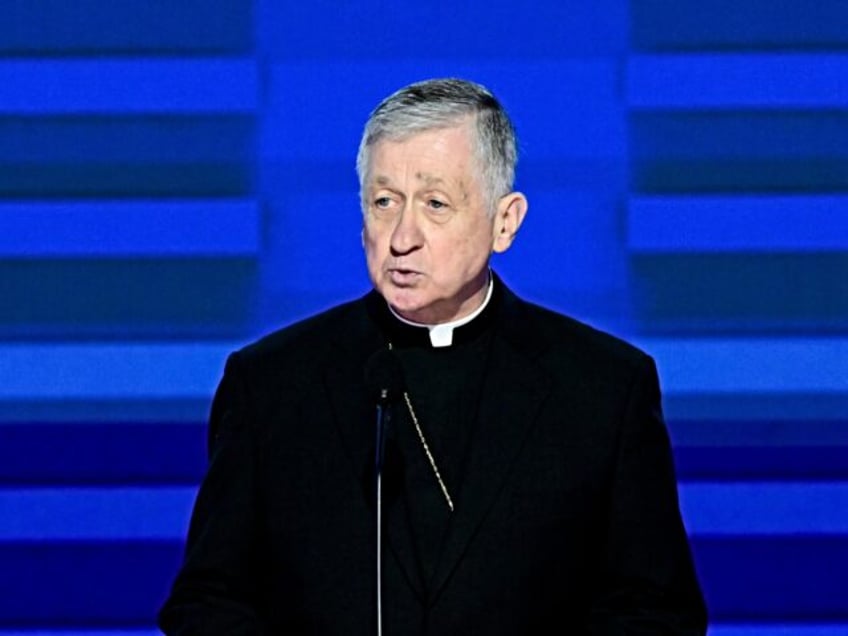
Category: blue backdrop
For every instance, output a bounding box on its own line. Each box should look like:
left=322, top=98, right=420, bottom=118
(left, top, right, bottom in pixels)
left=1, top=1, right=847, bottom=634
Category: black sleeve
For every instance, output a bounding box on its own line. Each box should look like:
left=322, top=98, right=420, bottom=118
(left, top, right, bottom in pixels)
left=158, top=352, right=269, bottom=635
left=587, top=355, right=708, bottom=634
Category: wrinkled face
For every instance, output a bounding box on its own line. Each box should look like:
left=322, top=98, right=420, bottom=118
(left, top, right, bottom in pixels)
left=362, top=124, right=499, bottom=324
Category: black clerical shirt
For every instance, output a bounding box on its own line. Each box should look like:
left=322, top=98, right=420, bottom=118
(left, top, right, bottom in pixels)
left=365, top=285, right=500, bottom=592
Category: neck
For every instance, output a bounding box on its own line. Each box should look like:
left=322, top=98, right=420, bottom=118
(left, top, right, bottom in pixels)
left=389, top=273, right=494, bottom=347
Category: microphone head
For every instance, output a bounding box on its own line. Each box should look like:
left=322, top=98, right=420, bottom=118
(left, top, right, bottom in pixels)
left=364, top=349, right=405, bottom=401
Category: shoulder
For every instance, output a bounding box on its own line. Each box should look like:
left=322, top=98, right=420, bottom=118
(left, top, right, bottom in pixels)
left=224, top=293, right=373, bottom=389
left=527, top=299, right=648, bottom=362
left=504, top=290, right=654, bottom=384
left=502, top=290, right=663, bottom=430
left=244, top=295, right=368, bottom=357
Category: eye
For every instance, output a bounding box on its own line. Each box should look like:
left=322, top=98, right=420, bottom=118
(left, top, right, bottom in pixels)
left=374, top=196, right=392, bottom=208
left=428, top=199, right=447, bottom=210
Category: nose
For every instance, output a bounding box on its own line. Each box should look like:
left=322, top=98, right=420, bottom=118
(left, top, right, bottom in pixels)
left=389, top=206, right=423, bottom=256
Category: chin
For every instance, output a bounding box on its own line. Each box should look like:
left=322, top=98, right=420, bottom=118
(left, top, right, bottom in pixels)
left=385, top=291, right=423, bottom=314
left=379, top=289, right=426, bottom=319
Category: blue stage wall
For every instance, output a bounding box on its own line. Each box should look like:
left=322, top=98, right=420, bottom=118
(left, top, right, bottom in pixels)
left=1, top=1, right=847, bottom=634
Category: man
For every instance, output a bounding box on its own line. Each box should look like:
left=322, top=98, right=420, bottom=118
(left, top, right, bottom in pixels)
left=159, top=78, right=707, bottom=634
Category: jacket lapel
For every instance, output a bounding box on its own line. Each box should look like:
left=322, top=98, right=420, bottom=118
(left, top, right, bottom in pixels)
left=428, top=288, right=552, bottom=603
left=322, top=293, right=427, bottom=601
left=320, top=284, right=554, bottom=605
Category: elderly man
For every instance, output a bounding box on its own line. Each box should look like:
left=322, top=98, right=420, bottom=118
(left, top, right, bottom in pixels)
left=159, top=78, right=707, bottom=634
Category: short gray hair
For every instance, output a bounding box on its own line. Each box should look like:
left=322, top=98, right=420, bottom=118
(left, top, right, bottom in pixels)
left=356, top=78, right=518, bottom=216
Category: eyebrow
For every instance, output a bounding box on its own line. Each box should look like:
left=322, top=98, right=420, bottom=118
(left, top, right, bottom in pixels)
left=371, top=173, right=446, bottom=187
left=416, top=172, right=444, bottom=185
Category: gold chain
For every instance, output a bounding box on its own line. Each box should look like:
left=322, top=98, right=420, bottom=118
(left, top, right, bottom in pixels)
left=387, top=342, right=454, bottom=513
left=402, top=392, right=454, bottom=512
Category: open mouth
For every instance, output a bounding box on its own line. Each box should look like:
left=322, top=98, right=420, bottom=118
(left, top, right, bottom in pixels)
left=388, top=268, right=420, bottom=285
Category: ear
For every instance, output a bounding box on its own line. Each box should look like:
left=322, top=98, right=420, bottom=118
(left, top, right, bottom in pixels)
left=491, top=192, right=528, bottom=253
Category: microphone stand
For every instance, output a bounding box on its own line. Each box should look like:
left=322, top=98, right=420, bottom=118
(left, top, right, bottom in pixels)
left=365, top=348, right=403, bottom=636
left=374, top=389, right=390, bottom=636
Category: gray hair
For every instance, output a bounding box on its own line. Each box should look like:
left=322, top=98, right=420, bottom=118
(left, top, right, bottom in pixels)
left=356, top=78, right=518, bottom=216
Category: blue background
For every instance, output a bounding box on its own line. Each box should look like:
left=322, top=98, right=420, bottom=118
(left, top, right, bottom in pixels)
left=1, top=1, right=847, bottom=634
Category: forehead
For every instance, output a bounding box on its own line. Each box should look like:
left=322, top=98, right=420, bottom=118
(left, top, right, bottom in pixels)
left=367, top=124, right=477, bottom=183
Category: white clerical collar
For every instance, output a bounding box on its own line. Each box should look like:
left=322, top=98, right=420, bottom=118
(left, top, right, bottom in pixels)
left=388, top=274, right=494, bottom=348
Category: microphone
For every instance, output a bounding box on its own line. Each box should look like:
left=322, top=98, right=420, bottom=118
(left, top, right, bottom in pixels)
left=364, top=348, right=405, bottom=404
left=363, top=349, right=404, bottom=636
left=363, top=348, right=404, bottom=479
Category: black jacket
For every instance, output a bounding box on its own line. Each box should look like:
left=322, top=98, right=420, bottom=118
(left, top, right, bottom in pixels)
left=159, top=277, right=707, bottom=634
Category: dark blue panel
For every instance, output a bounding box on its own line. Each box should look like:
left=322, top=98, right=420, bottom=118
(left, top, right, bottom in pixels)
left=260, top=1, right=625, bottom=59
left=663, top=393, right=848, bottom=423
left=692, top=536, right=848, bottom=621
left=628, top=195, right=848, bottom=253
left=631, top=253, right=848, bottom=332
left=675, top=446, right=848, bottom=481
left=0, top=259, right=257, bottom=338
left=1, top=0, right=253, bottom=54
left=0, top=423, right=205, bottom=485
left=0, top=541, right=182, bottom=625
left=10, top=415, right=848, bottom=493
left=631, top=112, right=848, bottom=193
left=0, top=117, right=255, bottom=162
left=12, top=422, right=846, bottom=486
left=633, top=0, right=848, bottom=52
left=668, top=419, right=848, bottom=446
left=0, top=117, right=254, bottom=197
left=0, top=399, right=210, bottom=424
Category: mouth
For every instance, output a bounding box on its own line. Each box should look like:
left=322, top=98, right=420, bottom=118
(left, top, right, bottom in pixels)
left=387, top=268, right=421, bottom=286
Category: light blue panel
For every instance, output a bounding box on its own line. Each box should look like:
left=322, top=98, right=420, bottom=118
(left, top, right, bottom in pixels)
left=0, top=487, right=195, bottom=540
left=635, top=337, right=848, bottom=394
left=628, top=195, right=848, bottom=252
left=6, top=338, right=843, bottom=402
left=262, top=60, right=624, bottom=163
left=0, top=199, right=259, bottom=257
left=0, top=59, right=257, bottom=114
left=501, top=189, right=628, bottom=292
left=628, top=54, right=848, bottom=109
left=0, top=343, right=237, bottom=400
left=6, top=483, right=847, bottom=539
left=259, top=0, right=626, bottom=59
left=678, top=483, right=848, bottom=535
left=262, top=191, right=367, bottom=297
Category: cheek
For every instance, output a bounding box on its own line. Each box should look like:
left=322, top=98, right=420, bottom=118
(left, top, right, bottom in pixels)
left=362, top=223, right=379, bottom=250
left=362, top=227, right=387, bottom=267
left=451, top=226, right=494, bottom=265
